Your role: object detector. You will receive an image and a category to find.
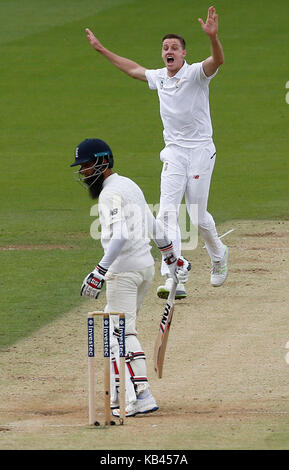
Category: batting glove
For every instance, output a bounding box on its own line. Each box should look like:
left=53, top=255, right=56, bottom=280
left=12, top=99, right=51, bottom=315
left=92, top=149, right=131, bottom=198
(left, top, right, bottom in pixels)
left=159, top=242, right=178, bottom=282
left=80, top=264, right=107, bottom=299
left=175, top=256, right=191, bottom=283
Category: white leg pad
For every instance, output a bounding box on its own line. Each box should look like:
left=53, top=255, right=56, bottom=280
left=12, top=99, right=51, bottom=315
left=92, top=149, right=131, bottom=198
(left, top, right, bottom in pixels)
left=125, top=334, right=149, bottom=396
left=110, top=325, right=137, bottom=405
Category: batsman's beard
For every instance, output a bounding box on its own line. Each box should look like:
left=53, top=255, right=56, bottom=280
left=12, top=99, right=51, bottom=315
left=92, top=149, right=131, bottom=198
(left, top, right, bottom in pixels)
left=86, top=173, right=105, bottom=199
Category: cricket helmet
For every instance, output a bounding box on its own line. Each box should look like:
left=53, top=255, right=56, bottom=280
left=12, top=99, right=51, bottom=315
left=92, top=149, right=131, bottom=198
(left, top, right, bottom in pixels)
left=71, top=138, right=114, bottom=189
left=70, top=138, right=114, bottom=168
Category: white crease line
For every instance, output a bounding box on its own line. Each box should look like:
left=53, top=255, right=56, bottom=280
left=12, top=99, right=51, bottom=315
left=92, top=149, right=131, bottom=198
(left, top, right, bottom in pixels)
left=203, top=228, right=235, bottom=248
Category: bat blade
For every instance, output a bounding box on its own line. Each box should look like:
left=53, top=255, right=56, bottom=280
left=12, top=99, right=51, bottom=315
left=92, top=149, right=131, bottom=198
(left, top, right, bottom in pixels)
left=154, top=281, right=177, bottom=378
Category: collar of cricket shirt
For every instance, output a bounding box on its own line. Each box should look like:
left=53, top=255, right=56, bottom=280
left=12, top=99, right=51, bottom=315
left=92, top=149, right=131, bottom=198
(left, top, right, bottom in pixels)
left=165, top=60, right=187, bottom=81
left=102, top=172, right=118, bottom=188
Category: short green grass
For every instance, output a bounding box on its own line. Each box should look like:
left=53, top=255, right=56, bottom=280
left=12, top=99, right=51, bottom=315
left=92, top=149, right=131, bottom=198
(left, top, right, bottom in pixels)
left=0, top=0, right=288, bottom=348
left=0, top=0, right=289, bottom=452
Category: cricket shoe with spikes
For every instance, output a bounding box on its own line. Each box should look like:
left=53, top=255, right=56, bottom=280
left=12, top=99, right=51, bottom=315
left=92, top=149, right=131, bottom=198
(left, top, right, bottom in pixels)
left=210, top=246, right=229, bottom=287
left=157, top=276, right=186, bottom=299
left=112, top=391, right=158, bottom=418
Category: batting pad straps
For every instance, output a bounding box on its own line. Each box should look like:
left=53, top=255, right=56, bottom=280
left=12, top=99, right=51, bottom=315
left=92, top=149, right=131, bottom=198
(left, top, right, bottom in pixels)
left=112, top=356, right=119, bottom=376
left=124, top=333, right=148, bottom=394
left=126, top=352, right=147, bottom=386
left=126, top=351, right=146, bottom=362
left=132, top=376, right=148, bottom=386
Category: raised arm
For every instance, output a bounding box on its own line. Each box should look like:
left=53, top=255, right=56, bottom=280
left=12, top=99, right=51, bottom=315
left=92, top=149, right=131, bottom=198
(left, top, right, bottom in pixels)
left=198, top=6, right=224, bottom=77
left=85, top=28, right=147, bottom=81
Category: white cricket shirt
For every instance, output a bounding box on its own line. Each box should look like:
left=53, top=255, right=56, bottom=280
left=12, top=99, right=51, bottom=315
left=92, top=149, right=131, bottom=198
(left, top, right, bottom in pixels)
left=145, top=61, right=217, bottom=149
left=98, top=173, right=154, bottom=273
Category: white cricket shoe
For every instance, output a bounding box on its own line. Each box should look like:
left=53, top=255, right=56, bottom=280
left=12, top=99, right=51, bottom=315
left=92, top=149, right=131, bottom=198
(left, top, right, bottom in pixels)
left=112, top=392, right=158, bottom=418
left=210, top=246, right=229, bottom=287
left=157, top=276, right=186, bottom=299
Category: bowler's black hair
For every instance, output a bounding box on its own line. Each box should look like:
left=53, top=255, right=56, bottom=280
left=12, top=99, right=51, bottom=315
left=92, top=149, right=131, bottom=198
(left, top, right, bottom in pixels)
left=162, top=34, right=186, bottom=49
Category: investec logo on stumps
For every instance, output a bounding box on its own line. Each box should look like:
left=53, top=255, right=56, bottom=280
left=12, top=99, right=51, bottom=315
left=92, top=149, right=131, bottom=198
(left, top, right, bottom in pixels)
left=103, top=318, right=110, bottom=357
left=119, top=318, right=125, bottom=358
left=87, top=318, right=94, bottom=357
left=160, top=303, right=171, bottom=334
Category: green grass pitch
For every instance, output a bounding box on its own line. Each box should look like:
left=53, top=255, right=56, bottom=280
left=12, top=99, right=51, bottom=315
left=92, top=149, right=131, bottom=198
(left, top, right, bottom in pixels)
left=0, top=0, right=288, bottom=348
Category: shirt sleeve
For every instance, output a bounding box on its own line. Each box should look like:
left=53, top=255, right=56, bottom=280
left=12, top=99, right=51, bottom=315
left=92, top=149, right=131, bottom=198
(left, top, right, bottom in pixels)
left=98, top=190, right=124, bottom=226
left=199, top=61, right=218, bottom=81
left=98, top=219, right=128, bottom=270
left=145, top=69, right=158, bottom=90
left=187, top=61, right=218, bottom=84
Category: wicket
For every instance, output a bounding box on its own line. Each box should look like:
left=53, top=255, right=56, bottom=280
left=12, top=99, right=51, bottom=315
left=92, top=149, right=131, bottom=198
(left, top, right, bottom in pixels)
left=87, top=311, right=126, bottom=426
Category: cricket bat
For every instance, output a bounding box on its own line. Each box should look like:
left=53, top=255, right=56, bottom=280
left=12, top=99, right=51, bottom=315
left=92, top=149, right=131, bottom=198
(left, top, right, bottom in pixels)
left=154, top=280, right=177, bottom=378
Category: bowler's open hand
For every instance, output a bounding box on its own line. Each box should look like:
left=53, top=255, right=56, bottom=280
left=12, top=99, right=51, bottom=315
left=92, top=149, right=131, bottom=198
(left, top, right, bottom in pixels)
left=198, top=6, right=219, bottom=37
left=85, top=28, right=103, bottom=51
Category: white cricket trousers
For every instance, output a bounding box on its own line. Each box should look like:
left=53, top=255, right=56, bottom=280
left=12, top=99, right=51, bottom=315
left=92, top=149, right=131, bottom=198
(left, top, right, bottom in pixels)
left=104, top=265, right=155, bottom=398
left=157, top=143, right=225, bottom=276
left=105, top=265, right=154, bottom=334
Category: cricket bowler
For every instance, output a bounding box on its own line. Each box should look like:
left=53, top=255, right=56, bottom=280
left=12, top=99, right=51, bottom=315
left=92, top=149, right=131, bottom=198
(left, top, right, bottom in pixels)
left=85, top=6, right=229, bottom=300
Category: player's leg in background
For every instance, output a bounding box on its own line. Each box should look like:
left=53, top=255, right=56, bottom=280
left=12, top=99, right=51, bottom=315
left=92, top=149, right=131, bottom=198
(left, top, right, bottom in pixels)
left=185, top=143, right=228, bottom=286
left=156, top=146, right=187, bottom=298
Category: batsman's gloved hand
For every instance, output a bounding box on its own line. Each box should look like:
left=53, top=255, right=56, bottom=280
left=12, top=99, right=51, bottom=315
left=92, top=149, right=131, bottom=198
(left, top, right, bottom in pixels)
left=159, top=242, right=178, bottom=282
left=80, top=264, right=107, bottom=299
left=160, top=243, right=191, bottom=283
left=175, top=256, right=191, bottom=283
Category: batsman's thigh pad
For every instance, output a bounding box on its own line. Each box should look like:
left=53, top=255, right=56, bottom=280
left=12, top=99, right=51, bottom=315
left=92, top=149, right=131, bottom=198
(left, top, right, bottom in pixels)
left=105, top=267, right=154, bottom=334
left=105, top=271, right=142, bottom=335
left=136, top=265, right=154, bottom=313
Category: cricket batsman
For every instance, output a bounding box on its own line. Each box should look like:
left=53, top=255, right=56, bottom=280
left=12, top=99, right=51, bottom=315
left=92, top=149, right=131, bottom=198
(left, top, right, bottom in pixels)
left=71, top=138, right=191, bottom=417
